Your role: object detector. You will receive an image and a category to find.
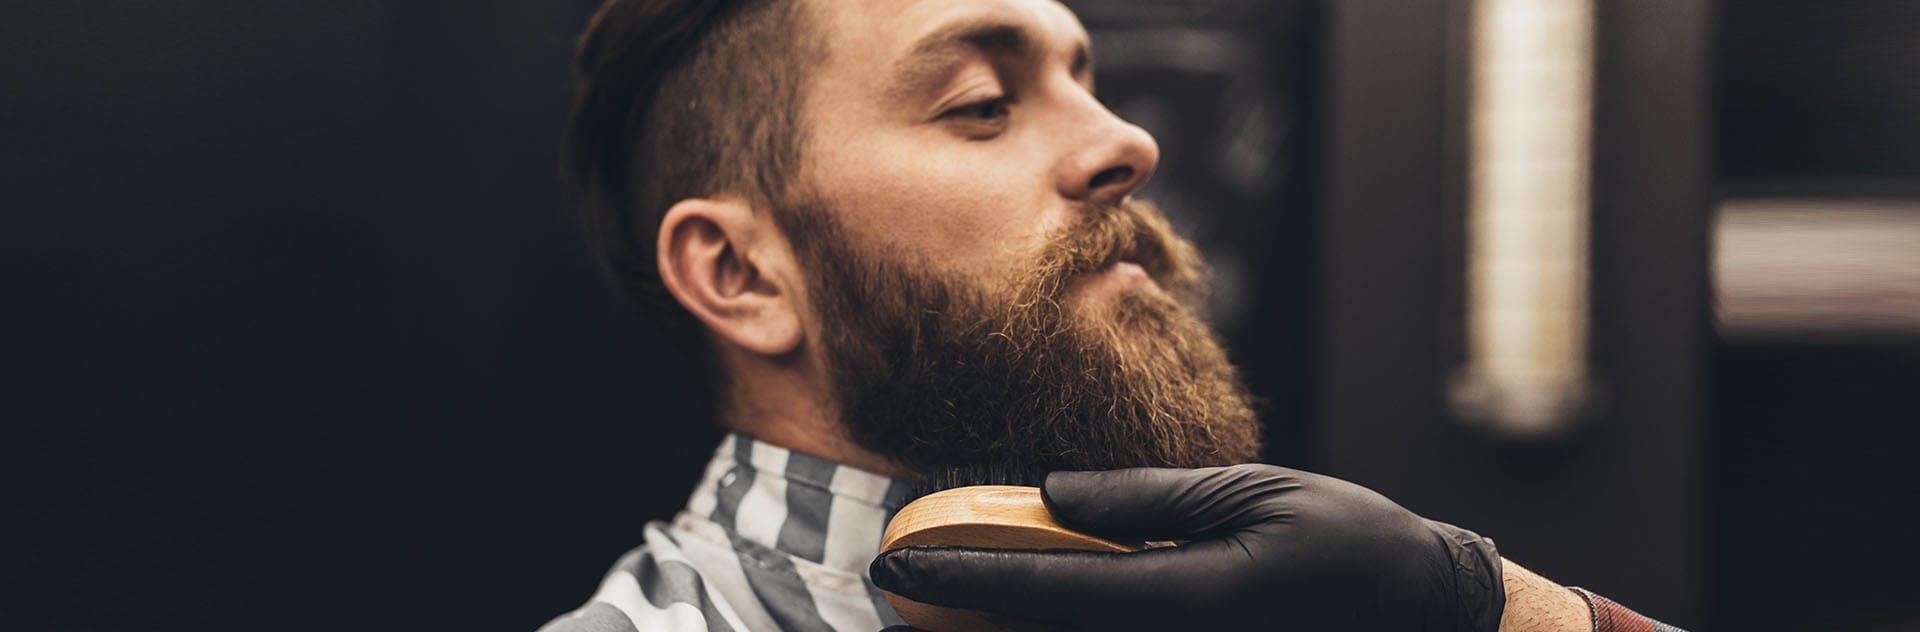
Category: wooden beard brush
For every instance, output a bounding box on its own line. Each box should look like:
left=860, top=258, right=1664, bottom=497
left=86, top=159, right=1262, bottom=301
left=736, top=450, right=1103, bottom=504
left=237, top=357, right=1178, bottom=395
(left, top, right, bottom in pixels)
left=879, top=465, right=1155, bottom=632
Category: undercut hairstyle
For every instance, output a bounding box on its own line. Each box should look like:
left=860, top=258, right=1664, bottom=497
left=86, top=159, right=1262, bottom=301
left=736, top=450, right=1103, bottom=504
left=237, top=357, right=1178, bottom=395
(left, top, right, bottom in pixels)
left=563, top=0, right=818, bottom=382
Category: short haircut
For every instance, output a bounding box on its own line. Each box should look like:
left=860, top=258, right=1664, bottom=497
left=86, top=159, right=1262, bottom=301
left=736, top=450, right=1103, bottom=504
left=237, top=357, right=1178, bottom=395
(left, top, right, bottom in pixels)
left=564, top=0, right=817, bottom=325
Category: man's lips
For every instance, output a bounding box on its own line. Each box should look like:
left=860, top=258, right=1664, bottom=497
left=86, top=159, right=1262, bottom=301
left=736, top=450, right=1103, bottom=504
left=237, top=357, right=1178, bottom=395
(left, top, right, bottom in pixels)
left=1111, top=259, right=1151, bottom=280
left=1088, top=244, right=1153, bottom=291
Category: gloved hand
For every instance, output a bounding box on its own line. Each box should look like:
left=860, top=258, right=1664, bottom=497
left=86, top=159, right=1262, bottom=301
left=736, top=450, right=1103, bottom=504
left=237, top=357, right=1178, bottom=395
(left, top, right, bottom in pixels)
left=870, top=464, right=1504, bottom=631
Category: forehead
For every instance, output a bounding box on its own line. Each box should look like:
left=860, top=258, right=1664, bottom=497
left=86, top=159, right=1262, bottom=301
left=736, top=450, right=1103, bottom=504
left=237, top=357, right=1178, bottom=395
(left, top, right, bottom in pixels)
left=807, top=0, right=1089, bottom=67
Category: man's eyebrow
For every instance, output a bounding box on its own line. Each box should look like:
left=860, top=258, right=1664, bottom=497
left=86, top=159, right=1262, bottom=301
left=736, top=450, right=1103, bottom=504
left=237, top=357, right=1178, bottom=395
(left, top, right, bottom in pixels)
left=906, top=19, right=1035, bottom=65
left=887, top=18, right=1094, bottom=103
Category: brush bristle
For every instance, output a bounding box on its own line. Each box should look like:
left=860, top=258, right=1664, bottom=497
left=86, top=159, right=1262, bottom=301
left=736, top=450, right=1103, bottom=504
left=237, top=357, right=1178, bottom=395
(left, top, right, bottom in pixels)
left=906, top=462, right=1053, bottom=502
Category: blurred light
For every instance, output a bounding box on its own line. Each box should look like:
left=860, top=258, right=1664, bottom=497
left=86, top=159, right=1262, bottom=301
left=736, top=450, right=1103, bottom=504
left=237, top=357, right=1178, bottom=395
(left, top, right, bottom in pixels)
left=1714, top=199, right=1920, bottom=341
left=1451, top=0, right=1597, bottom=438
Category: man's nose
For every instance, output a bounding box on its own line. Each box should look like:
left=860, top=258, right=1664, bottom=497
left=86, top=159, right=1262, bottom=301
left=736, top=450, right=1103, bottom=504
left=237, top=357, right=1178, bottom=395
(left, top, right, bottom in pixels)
left=1054, top=100, right=1161, bottom=203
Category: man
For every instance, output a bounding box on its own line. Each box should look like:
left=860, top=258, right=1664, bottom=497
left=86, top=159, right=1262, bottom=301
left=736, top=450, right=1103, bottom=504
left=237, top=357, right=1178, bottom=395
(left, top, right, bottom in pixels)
left=541, top=0, right=1684, bottom=630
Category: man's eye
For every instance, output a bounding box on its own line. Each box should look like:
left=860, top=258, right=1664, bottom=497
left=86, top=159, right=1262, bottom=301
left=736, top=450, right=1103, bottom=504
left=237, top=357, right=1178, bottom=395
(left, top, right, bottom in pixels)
left=943, top=97, right=1012, bottom=121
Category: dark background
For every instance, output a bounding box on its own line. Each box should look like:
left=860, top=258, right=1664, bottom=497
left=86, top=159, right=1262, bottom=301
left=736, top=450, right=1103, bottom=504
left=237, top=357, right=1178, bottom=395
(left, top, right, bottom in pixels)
left=4, top=1, right=1916, bottom=630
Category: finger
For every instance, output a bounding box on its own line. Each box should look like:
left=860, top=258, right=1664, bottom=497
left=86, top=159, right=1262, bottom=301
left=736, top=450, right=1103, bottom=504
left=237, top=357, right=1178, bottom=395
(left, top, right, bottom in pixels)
left=870, top=543, right=1233, bottom=626
left=1042, top=465, right=1299, bottom=540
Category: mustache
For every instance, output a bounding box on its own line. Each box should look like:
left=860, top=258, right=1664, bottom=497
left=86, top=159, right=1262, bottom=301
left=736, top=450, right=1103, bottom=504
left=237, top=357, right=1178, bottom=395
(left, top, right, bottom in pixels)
left=1031, top=199, right=1209, bottom=305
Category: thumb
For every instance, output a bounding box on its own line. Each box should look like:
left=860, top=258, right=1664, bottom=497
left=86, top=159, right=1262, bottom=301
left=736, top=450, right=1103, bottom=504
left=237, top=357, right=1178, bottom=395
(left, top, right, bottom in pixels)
left=1042, top=464, right=1299, bottom=541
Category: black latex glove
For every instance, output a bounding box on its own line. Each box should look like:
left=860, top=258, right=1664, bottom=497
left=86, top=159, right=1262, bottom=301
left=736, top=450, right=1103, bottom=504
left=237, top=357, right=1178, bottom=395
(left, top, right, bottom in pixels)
left=870, top=465, right=1504, bottom=631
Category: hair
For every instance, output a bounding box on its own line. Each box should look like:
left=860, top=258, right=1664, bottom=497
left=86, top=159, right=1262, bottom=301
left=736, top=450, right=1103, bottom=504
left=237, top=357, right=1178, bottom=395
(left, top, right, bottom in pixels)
left=560, top=0, right=817, bottom=330
left=797, top=196, right=1259, bottom=475
left=563, top=0, right=818, bottom=386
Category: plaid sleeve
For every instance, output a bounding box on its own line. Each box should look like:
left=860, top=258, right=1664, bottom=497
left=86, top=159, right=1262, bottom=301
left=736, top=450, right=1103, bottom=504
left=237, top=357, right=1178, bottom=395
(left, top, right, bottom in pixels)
left=1567, top=587, right=1688, bottom=632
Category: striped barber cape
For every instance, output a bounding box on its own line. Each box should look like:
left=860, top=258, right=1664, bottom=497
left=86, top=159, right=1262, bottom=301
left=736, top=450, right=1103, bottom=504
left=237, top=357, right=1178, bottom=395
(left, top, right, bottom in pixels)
left=539, top=433, right=915, bottom=632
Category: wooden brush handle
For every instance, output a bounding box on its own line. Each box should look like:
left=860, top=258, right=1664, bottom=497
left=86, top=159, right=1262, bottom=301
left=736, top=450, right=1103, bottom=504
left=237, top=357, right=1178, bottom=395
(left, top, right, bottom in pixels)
left=878, top=486, right=1141, bottom=631
left=882, top=485, right=1140, bottom=553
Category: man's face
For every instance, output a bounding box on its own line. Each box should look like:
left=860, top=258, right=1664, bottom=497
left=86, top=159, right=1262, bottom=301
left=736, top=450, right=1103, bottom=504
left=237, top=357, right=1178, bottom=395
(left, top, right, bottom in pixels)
left=799, top=0, right=1149, bottom=280
left=780, top=0, right=1262, bottom=474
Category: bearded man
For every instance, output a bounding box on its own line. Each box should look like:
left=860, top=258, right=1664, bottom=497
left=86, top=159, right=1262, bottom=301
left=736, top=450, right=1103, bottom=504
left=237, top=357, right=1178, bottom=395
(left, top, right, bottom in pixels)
left=540, top=0, right=1685, bottom=630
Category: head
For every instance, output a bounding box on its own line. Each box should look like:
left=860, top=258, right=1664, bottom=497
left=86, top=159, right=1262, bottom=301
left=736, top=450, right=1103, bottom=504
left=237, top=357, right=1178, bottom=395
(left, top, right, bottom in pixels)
left=567, top=0, right=1261, bottom=476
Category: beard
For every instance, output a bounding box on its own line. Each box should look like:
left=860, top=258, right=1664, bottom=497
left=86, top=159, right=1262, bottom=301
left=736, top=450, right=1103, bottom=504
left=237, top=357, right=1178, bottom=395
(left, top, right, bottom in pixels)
left=780, top=197, right=1262, bottom=476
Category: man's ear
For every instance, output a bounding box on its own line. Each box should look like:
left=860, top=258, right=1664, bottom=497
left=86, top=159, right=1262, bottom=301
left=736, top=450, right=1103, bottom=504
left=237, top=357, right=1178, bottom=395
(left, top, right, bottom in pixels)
left=656, top=197, right=804, bottom=357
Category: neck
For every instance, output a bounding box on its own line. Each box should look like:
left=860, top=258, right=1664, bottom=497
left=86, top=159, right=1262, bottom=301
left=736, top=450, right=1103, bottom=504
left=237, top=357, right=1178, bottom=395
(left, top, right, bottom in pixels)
left=731, top=411, right=902, bottom=477
left=717, top=348, right=906, bottom=478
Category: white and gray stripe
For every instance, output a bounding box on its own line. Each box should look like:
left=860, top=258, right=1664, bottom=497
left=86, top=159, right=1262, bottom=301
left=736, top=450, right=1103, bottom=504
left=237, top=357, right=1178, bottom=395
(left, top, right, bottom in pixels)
left=539, top=434, right=910, bottom=632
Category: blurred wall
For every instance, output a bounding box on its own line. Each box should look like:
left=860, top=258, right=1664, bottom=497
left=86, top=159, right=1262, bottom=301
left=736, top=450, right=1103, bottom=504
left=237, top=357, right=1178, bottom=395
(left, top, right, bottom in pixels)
left=1711, top=2, right=1920, bottom=630
left=1312, top=0, right=1708, bottom=626
left=1, top=2, right=720, bottom=629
